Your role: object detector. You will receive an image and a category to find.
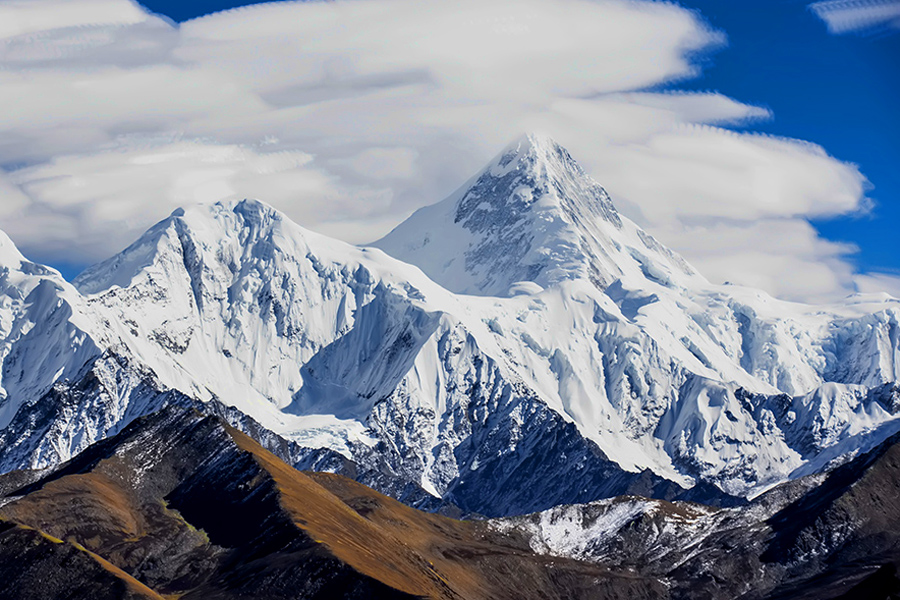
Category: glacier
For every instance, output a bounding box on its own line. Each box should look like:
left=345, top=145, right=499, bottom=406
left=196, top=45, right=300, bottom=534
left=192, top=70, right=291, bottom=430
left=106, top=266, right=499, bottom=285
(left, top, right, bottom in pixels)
left=1, top=133, right=899, bottom=516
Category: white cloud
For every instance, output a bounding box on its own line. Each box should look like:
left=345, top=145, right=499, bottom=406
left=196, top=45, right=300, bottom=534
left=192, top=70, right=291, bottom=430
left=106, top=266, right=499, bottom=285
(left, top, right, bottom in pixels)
left=339, top=147, right=419, bottom=180
left=0, top=0, right=888, bottom=301
left=0, top=0, right=148, bottom=39
left=651, top=219, right=860, bottom=302
left=586, top=127, right=869, bottom=223
left=854, top=271, right=900, bottom=298
left=177, top=0, right=719, bottom=96
left=810, top=0, right=900, bottom=34
left=5, top=140, right=382, bottom=262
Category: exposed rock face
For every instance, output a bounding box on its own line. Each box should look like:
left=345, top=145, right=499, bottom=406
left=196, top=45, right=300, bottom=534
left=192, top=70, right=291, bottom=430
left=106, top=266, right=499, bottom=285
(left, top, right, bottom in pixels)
left=0, top=407, right=667, bottom=600
left=4, top=405, right=900, bottom=599
left=497, top=428, right=900, bottom=599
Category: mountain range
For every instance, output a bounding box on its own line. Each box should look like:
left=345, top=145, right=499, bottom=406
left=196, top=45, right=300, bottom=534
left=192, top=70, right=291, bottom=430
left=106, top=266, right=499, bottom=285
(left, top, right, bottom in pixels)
left=2, top=134, right=900, bottom=524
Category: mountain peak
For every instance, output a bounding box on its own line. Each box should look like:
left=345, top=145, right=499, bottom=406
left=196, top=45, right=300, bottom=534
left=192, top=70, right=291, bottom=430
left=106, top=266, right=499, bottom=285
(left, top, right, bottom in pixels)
left=222, top=197, right=283, bottom=224
left=158, top=197, right=279, bottom=223
left=491, top=132, right=576, bottom=173
left=453, top=132, right=622, bottom=236
left=495, top=131, right=562, bottom=160
left=479, top=133, right=592, bottom=195
left=73, top=198, right=294, bottom=296
left=374, top=134, right=695, bottom=296
left=0, top=230, right=25, bottom=268
left=169, top=198, right=285, bottom=237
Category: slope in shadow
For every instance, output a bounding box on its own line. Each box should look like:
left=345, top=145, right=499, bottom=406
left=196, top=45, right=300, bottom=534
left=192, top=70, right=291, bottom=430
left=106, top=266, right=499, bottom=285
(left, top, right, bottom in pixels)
left=0, top=407, right=665, bottom=600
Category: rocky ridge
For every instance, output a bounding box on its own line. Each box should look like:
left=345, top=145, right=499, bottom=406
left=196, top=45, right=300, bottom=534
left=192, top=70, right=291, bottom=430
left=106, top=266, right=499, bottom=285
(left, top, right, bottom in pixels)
left=3, top=405, right=900, bottom=599
left=0, top=407, right=662, bottom=600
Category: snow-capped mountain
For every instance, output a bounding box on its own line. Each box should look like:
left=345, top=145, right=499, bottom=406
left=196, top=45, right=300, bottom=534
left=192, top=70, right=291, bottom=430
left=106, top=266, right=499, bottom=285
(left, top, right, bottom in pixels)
left=0, top=231, right=99, bottom=430
left=375, top=133, right=698, bottom=298
left=1, top=134, right=900, bottom=516
left=67, top=197, right=695, bottom=513
left=374, top=134, right=900, bottom=493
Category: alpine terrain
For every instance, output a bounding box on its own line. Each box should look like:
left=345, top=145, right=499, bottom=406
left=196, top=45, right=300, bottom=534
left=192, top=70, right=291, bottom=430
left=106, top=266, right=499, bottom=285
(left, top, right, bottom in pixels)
left=2, top=405, right=899, bottom=599
left=1, top=133, right=899, bottom=525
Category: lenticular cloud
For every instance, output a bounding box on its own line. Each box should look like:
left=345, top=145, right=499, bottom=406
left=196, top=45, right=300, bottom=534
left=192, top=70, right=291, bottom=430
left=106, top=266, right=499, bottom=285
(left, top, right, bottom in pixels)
left=810, top=0, right=900, bottom=34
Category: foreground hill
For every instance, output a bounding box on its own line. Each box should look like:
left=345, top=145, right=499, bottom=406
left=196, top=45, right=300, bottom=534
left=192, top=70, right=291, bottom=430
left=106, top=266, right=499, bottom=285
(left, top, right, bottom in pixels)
left=3, top=405, right=900, bottom=599
left=0, top=407, right=661, bottom=600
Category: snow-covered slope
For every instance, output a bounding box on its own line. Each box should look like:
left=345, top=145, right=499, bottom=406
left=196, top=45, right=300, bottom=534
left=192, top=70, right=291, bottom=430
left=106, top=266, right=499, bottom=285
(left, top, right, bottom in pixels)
left=374, top=134, right=900, bottom=494
left=1, top=135, right=900, bottom=516
left=68, top=199, right=699, bottom=514
left=375, top=134, right=699, bottom=297
left=0, top=231, right=103, bottom=430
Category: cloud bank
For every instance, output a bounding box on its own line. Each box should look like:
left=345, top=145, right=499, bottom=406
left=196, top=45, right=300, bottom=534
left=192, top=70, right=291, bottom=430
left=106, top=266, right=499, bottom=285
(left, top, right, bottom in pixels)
left=0, top=0, right=890, bottom=302
left=810, top=0, right=900, bottom=34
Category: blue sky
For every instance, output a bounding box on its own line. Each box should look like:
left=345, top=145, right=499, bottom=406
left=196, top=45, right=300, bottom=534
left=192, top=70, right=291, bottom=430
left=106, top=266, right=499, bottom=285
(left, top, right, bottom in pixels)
left=678, top=0, right=900, bottom=278
left=0, top=0, right=896, bottom=301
